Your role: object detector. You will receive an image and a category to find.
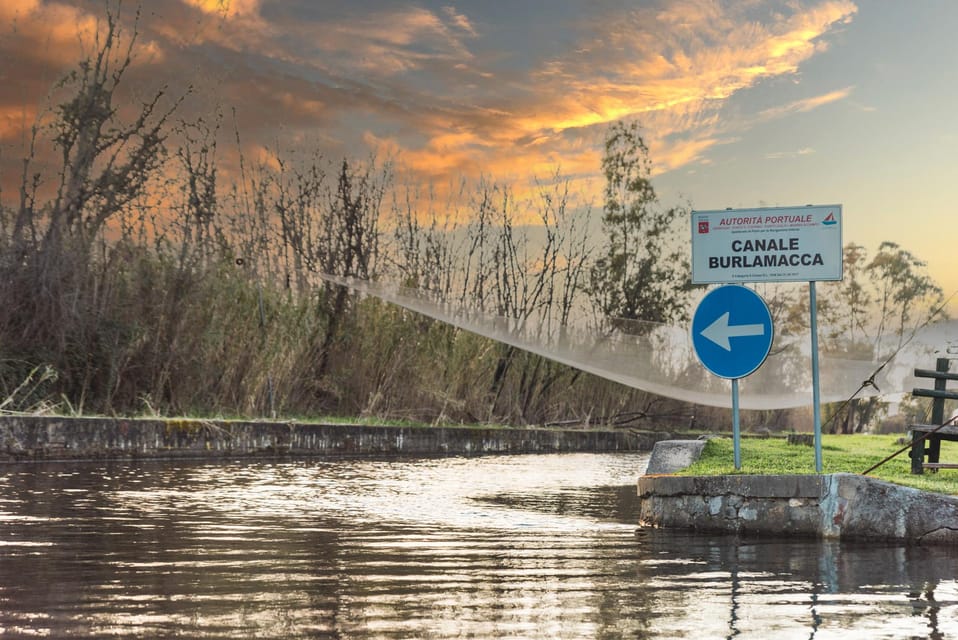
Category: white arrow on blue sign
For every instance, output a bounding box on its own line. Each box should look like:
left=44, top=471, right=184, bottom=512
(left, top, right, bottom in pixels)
left=692, top=285, right=774, bottom=379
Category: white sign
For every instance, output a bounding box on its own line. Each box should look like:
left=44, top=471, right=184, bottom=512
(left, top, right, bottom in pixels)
left=691, top=205, right=843, bottom=284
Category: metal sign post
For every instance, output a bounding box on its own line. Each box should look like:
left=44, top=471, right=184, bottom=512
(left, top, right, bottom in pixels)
left=731, top=378, right=741, bottom=469
left=809, top=282, right=823, bottom=473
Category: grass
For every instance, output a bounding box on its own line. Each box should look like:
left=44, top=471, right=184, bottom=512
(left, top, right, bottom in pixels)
left=679, top=434, right=958, bottom=495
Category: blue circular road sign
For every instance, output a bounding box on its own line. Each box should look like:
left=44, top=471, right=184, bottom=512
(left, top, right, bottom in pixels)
left=692, top=285, right=774, bottom=379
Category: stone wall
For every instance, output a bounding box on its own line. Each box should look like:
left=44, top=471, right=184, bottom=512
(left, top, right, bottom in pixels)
left=0, top=416, right=662, bottom=462
left=638, top=473, right=958, bottom=545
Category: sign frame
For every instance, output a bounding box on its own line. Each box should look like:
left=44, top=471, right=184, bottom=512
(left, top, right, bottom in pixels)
left=691, top=204, right=843, bottom=284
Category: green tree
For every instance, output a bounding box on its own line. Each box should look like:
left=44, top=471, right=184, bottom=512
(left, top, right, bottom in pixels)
left=589, top=121, right=690, bottom=330
left=868, top=241, right=945, bottom=350
left=825, top=243, right=873, bottom=352
left=823, top=241, right=946, bottom=433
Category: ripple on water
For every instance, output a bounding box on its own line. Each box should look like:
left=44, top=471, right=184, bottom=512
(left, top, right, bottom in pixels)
left=0, top=453, right=957, bottom=639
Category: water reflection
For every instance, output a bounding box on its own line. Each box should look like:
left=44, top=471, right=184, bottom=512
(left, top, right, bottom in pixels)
left=0, top=453, right=956, bottom=638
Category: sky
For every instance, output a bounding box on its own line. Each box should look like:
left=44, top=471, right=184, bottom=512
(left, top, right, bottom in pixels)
left=2, top=0, right=957, bottom=312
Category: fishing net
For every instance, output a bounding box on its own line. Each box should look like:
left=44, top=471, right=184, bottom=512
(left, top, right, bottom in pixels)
left=319, top=274, right=951, bottom=411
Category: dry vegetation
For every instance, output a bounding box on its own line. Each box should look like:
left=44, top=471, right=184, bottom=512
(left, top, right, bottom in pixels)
left=0, top=15, right=703, bottom=429
left=0, top=11, right=946, bottom=432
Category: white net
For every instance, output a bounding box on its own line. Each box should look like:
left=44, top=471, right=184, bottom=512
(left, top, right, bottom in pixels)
left=319, top=274, right=952, bottom=411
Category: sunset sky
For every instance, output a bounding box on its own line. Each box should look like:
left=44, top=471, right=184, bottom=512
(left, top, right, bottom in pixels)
left=2, top=0, right=957, bottom=311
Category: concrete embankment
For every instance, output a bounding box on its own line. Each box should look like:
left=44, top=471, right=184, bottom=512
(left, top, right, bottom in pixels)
left=638, top=472, right=958, bottom=545
left=638, top=439, right=958, bottom=545
left=0, top=415, right=663, bottom=462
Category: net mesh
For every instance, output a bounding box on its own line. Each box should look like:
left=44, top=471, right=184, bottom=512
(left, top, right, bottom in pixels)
left=319, top=274, right=949, bottom=411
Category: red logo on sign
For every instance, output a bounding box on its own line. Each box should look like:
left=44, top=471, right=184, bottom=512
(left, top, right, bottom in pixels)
left=698, top=220, right=709, bottom=234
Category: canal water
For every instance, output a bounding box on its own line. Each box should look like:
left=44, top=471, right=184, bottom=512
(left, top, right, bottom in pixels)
left=1, top=452, right=957, bottom=638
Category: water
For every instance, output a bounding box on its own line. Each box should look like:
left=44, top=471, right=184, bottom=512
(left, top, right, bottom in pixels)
left=1, top=453, right=957, bottom=638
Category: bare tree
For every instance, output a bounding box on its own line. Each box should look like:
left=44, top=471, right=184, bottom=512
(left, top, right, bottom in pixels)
left=42, top=8, right=183, bottom=254
left=0, top=6, right=186, bottom=412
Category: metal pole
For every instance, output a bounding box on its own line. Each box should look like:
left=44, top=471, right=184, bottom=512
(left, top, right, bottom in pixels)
left=732, top=378, right=742, bottom=471
left=810, top=281, right=823, bottom=473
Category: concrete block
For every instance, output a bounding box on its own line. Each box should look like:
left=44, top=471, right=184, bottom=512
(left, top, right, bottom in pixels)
left=644, top=440, right=706, bottom=475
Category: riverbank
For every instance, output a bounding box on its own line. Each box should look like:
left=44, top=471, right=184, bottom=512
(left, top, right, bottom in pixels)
left=638, top=472, right=958, bottom=545
left=677, top=433, right=958, bottom=494
left=0, top=415, right=669, bottom=462
left=638, top=439, right=958, bottom=545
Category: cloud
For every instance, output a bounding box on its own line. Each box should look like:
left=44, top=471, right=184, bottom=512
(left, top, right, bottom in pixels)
left=260, top=4, right=481, bottom=78
left=0, top=104, right=40, bottom=142
left=656, top=136, right=725, bottom=173
left=354, top=0, right=858, bottom=194
left=442, top=6, right=478, bottom=37
left=1, top=0, right=41, bottom=19
left=513, top=2, right=857, bottom=144
left=0, top=1, right=99, bottom=67
left=182, top=0, right=262, bottom=18
left=0, top=1, right=861, bottom=220
left=263, top=0, right=856, bottom=208
left=758, top=87, right=855, bottom=121
left=0, top=2, right=120, bottom=152
left=766, top=147, right=817, bottom=160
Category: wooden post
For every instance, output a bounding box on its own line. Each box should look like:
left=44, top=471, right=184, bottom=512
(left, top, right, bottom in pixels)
left=910, top=358, right=953, bottom=474
left=928, top=358, right=950, bottom=462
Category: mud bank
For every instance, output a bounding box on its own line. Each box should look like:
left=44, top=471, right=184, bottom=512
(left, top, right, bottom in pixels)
left=638, top=473, right=958, bottom=545
left=0, top=416, right=663, bottom=462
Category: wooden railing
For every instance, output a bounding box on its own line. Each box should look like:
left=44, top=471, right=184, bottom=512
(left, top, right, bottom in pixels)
left=909, top=358, right=958, bottom=474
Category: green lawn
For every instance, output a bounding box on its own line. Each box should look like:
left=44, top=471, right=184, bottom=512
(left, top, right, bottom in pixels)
left=679, top=434, right=958, bottom=495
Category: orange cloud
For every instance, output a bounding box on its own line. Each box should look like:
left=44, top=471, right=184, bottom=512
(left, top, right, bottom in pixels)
left=0, top=0, right=41, bottom=20
left=365, top=0, right=858, bottom=199
left=342, top=0, right=858, bottom=234
left=518, top=1, right=857, bottom=135
left=0, top=1, right=99, bottom=67
left=182, top=0, right=262, bottom=18
left=0, top=105, right=39, bottom=142
left=0, top=1, right=862, bottom=233
left=654, top=137, right=723, bottom=174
